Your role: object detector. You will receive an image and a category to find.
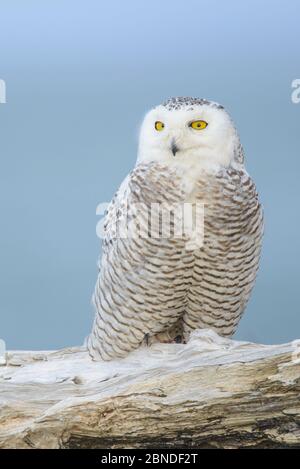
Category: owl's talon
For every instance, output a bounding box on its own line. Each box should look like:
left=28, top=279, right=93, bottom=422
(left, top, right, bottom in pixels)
left=144, top=333, right=150, bottom=346
left=173, top=335, right=183, bottom=344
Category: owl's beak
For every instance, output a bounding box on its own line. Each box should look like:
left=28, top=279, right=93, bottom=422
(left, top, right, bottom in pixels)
left=170, top=138, right=179, bottom=156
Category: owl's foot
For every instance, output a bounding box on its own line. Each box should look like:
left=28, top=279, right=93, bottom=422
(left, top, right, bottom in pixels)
left=142, top=321, right=185, bottom=346
left=143, top=330, right=174, bottom=346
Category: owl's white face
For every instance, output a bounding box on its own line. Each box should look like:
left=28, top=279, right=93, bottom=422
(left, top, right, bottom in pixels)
left=137, top=99, right=239, bottom=173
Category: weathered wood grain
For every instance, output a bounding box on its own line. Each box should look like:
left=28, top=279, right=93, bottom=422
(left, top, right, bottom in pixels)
left=1, top=329, right=300, bottom=449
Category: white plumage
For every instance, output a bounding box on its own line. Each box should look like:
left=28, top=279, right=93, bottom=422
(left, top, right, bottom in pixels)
left=88, top=97, right=263, bottom=361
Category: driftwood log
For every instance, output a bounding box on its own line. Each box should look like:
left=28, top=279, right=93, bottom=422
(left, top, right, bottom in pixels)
left=0, top=329, right=300, bottom=449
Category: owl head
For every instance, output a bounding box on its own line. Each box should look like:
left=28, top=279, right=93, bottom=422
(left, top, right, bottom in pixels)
left=137, top=97, right=243, bottom=171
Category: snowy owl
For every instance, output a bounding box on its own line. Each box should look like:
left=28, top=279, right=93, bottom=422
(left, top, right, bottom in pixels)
left=88, top=97, right=264, bottom=361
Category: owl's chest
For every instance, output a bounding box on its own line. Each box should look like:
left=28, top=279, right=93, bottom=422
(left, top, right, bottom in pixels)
left=133, top=163, right=242, bottom=233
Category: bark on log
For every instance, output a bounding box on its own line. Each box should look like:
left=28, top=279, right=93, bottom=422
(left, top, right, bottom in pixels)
left=1, top=329, right=300, bottom=449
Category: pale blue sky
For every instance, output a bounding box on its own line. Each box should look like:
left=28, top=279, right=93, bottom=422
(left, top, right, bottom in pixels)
left=0, top=0, right=299, bottom=349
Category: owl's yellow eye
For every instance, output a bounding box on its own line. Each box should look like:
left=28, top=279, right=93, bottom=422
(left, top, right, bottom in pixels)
left=190, top=120, right=208, bottom=130
left=155, top=121, right=165, bottom=131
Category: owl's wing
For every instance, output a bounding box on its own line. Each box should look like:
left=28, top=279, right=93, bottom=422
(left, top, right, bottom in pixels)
left=88, top=163, right=188, bottom=361
left=184, top=166, right=264, bottom=340
left=101, top=173, right=131, bottom=254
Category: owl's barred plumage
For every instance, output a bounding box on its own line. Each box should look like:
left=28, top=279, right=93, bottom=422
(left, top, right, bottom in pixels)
left=88, top=97, right=263, bottom=361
